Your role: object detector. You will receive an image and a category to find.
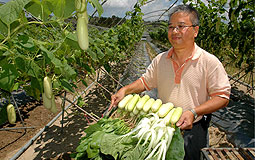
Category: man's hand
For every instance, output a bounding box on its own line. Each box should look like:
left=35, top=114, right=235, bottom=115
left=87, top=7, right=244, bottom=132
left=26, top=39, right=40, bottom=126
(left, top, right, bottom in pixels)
left=109, top=88, right=126, bottom=111
left=108, top=79, right=146, bottom=111
left=176, top=110, right=195, bottom=130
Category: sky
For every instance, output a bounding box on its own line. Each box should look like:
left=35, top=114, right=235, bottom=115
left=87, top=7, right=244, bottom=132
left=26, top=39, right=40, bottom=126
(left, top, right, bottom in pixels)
left=94, top=0, right=183, bottom=21
left=0, top=0, right=183, bottom=21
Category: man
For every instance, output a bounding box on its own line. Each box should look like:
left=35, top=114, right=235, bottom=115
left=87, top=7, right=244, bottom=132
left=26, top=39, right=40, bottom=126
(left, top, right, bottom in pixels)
left=110, top=4, right=231, bottom=160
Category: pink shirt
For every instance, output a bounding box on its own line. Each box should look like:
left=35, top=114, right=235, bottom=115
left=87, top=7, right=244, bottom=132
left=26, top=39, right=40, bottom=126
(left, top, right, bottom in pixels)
left=140, top=44, right=231, bottom=121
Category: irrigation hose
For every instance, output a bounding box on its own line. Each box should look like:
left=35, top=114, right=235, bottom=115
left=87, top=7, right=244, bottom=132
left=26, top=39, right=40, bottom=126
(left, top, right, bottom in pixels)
left=10, top=81, right=96, bottom=160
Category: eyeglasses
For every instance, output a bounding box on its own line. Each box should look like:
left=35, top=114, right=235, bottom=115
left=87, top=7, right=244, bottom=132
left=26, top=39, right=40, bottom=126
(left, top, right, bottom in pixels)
left=168, top=25, right=196, bottom=32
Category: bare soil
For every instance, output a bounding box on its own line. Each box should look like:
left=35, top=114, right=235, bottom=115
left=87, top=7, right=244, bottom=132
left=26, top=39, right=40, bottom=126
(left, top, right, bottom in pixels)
left=0, top=42, right=235, bottom=160
left=0, top=55, right=130, bottom=160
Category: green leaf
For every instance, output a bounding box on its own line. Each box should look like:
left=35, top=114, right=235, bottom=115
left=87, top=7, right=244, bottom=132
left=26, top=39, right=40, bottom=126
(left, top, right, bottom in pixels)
left=24, top=77, right=41, bottom=100
left=15, top=56, right=25, bottom=72
left=0, top=63, right=18, bottom=92
left=81, top=79, right=88, bottom=87
left=103, top=63, right=111, bottom=73
left=76, top=139, right=90, bottom=153
left=25, top=0, right=52, bottom=21
left=40, top=45, right=76, bottom=79
left=25, top=0, right=42, bottom=18
left=45, top=0, right=75, bottom=18
left=0, top=0, right=31, bottom=25
left=40, top=45, right=62, bottom=67
left=0, top=19, right=7, bottom=38
left=84, top=122, right=103, bottom=137
left=26, top=59, right=43, bottom=78
left=83, top=63, right=92, bottom=73
left=26, top=0, right=52, bottom=21
left=65, top=31, right=80, bottom=50
left=166, top=127, right=185, bottom=160
left=61, top=58, right=76, bottom=79
left=87, top=131, right=104, bottom=158
left=53, top=79, right=61, bottom=89
left=105, top=47, right=113, bottom=56
left=86, top=48, right=98, bottom=61
left=17, top=34, right=35, bottom=50
left=0, top=104, right=8, bottom=125
left=12, top=82, right=19, bottom=91
left=15, top=55, right=42, bottom=78
left=95, top=46, right=104, bottom=59
left=59, top=78, right=74, bottom=93
left=88, top=0, right=104, bottom=17
left=77, top=97, right=85, bottom=107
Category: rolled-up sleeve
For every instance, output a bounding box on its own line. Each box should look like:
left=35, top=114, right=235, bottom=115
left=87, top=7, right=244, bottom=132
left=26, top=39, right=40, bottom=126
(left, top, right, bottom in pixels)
left=207, top=59, right=231, bottom=99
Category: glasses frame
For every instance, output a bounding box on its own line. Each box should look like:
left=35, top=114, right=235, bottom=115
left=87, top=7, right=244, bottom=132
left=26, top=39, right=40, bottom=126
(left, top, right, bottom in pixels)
left=168, top=25, right=197, bottom=32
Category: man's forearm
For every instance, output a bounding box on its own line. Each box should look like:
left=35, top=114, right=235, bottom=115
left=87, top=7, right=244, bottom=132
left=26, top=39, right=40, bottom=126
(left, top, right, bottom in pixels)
left=194, top=96, right=229, bottom=116
left=121, top=79, right=146, bottom=95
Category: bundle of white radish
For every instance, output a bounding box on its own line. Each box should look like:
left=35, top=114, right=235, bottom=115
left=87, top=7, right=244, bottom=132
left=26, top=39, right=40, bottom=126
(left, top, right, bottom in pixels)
left=119, top=113, right=180, bottom=160
left=116, top=94, right=182, bottom=126
left=113, top=94, right=183, bottom=159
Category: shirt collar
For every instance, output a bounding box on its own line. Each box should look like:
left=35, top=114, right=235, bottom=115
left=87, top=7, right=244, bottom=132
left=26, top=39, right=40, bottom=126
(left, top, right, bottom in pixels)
left=166, top=43, right=202, bottom=60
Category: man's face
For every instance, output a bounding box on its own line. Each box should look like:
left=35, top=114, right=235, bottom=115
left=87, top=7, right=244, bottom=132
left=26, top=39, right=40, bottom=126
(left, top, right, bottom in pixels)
left=168, top=12, right=199, bottom=48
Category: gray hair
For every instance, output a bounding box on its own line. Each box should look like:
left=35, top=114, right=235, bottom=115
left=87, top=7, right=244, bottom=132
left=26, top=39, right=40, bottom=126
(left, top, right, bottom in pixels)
left=169, top=5, right=200, bottom=26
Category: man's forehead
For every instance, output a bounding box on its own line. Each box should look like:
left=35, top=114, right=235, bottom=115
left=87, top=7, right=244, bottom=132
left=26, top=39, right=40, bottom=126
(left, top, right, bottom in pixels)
left=169, top=12, right=192, bottom=23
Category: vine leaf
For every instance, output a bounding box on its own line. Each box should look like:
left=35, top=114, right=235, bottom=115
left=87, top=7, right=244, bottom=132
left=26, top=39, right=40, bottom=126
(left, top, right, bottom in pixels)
left=46, top=0, right=75, bottom=18
left=0, top=64, right=18, bottom=92
left=59, top=79, right=75, bottom=93
left=40, top=45, right=76, bottom=79
left=25, top=0, right=51, bottom=21
left=88, top=0, right=104, bottom=17
left=86, top=48, right=98, bottom=61
left=0, top=0, right=31, bottom=25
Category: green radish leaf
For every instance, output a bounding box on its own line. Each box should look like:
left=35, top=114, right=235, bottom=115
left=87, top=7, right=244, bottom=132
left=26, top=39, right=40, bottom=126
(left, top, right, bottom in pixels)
left=0, top=0, right=31, bottom=25
left=166, top=127, right=185, bottom=160
left=76, top=139, right=90, bottom=153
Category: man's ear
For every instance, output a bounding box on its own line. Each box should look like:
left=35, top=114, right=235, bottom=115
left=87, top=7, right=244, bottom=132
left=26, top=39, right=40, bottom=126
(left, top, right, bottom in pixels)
left=194, top=26, right=199, bottom=37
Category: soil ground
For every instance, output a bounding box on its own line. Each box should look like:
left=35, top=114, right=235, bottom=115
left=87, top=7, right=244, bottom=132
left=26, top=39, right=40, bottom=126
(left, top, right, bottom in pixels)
left=0, top=42, right=236, bottom=160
